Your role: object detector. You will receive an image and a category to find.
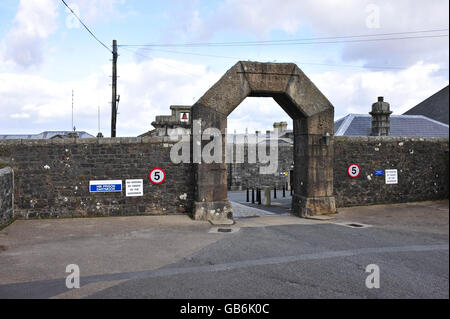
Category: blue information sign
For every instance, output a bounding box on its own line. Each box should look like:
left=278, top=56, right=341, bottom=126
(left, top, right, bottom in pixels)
left=89, top=180, right=122, bottom=192
left=374, top=170, right=384, bottom=176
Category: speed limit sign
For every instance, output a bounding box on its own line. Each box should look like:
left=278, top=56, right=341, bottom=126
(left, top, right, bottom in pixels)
left=347, top=163, right=361, bottom=178
left=149, top=168, right=166, bottom=184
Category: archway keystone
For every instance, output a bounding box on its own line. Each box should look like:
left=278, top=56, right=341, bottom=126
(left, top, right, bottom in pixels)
left=192, top=61, right=336, bottom=222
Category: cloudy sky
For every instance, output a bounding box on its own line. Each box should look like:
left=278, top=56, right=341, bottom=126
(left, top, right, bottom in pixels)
left=0, top=0, right=448, bottom=136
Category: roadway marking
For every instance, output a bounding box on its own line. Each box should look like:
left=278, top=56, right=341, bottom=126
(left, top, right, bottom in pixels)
left=0, top=244, right=447, bottom=298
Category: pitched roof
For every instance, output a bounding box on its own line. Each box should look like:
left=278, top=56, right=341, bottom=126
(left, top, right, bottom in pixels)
left=0, top=131, right=95, bottom=139
left=334, top=114, right=449, bottom=137
left=403, top=85, right=449, bottom=124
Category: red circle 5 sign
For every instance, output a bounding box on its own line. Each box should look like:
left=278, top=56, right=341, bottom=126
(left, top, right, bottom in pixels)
left=149, top=168, right=166, bottom=184
left=347, top=163, right=361, bottom=178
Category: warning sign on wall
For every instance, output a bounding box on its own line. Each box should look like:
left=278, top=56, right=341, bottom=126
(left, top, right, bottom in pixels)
left=126, top=179, right=143, bottom=197
left=180, top=112, right=190, bottom=122
left=385, top=169, right=398, bottom=184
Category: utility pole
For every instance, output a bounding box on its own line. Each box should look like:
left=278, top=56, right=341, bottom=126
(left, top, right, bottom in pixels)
left=71, top=89, right=74, bottom=131
left=111, top=39, right=118, bottom=137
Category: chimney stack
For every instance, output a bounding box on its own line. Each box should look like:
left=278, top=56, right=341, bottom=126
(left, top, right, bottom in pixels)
left=370, top=96, right=392, bottom=136
left=273, top=121, right=288, bottom=134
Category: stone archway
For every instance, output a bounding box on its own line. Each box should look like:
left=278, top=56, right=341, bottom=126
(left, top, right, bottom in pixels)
left=192, top=61, right=335, bottom=222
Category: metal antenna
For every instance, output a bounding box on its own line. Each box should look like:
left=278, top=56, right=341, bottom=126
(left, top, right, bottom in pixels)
left=71, top=89, right=74, bottom=131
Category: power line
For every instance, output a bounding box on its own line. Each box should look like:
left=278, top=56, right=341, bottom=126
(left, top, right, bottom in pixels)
left=119, top=29, right=449, bottom=48
left=60, top=0, right=112, bottom=53
left=129, top=47, right=448, bottom=71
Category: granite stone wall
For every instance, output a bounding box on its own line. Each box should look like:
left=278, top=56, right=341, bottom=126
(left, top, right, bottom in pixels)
left=227, top=143, right=293, bottom=190
left=333, top=136, right=449, bottom=207
left=0, top=136, right=447, bottom=220
left=228, top=137, right=449, bottom=206
left=0, top=137, right=193, bottom=219
left=0, top=167, right=14, bottom=227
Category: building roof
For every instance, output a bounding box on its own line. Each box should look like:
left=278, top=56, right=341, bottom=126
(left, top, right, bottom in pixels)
left=0, top=131, right=95, bottom=140
left=334, top=114, right=449, bottom=137
left=403, top=85, right=449, bottom=124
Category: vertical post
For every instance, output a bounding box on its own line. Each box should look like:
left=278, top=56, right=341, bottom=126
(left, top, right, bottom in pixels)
left=111, top=39, right=118, bottom=137
left=71, top=89, right=74, bottom=131
left=283, top=185, right=285, bottom=197
left=246, top=188, right=249, bottom=202
left=257, top=188, right=261, bottom=205
left=274, top=186, right=277, bottom=199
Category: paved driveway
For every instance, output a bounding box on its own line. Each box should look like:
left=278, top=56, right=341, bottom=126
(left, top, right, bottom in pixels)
left=0, top=200, right=448, bottom=299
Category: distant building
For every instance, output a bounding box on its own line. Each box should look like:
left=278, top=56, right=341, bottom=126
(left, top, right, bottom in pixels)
left=139, top=105, right=191, bottom=137
left=0, top=131, right=95, bottom=140
left=145, top=93, right=449, bottom=140
left=334, top=96, right=448, bottom=138
left=403, top=85, right=449, bottom=125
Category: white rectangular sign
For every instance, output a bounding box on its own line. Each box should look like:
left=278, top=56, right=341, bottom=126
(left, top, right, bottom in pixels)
left=385, top=169, right=398, bottom=184
left=126, top=179, right=143, bottom=197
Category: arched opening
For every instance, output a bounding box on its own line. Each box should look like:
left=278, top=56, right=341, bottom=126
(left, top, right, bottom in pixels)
left=191, top=61, right=335, bottom=223
left=226, top=97, right=293, bottom=216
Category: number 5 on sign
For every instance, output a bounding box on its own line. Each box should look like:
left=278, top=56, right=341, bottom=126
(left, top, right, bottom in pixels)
left=347, top=163, right=361, bottom=178
left=149, top=168, right=166, bottom=184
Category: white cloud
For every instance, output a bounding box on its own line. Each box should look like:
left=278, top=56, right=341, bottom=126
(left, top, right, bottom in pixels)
left=1, top=58, right=447, bottom=136
left=64, top=0, right=127, bottom=24
left=310, top=62, right=449, bottom=119
left=0, top=58, right=220, bottom=136
left=1, top=0, right=59, bottom=68
left=180, top=0, right=449, bottom=70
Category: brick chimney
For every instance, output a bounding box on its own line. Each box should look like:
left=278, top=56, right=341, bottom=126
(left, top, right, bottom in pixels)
left=370, top=96, right=392, bottom=136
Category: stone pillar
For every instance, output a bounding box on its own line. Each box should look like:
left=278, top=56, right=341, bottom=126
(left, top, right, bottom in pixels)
left=291, top=110, right=336, bottom=217
left=191, top=105, right=233, bottom=223
left=370, top=96, right=392, bottom=136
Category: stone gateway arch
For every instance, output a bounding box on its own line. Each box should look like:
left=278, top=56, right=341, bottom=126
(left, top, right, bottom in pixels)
left=192, top=61, right=336, bottom=222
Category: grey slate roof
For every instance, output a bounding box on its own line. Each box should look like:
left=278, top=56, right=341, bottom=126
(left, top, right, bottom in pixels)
left=0, top=131, right=95, bottom=140
left=334, top=114, right=449, bottom=137
left=403, top=85, right=449, bottom=124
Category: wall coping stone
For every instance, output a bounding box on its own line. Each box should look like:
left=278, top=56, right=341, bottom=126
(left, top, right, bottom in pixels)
left=0, top=136, right=181, bottom=146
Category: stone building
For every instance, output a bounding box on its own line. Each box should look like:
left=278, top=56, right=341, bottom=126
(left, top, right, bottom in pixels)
left=0, top=131, right=94, bottom=140
left=335, top=96, right=449, bottom=137
left=139, top=105, right=191, bottom=138
left=145, top=95, right=448, bottom=191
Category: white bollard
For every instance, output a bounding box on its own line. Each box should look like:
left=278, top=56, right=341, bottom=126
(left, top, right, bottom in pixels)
left=263, top=186, right=271, bottom=206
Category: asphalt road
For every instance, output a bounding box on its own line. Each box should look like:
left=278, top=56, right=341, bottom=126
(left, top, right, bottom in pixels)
left=228, top=190, right=292, bottom=215
left=0, top=200, right=448, bottom=299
